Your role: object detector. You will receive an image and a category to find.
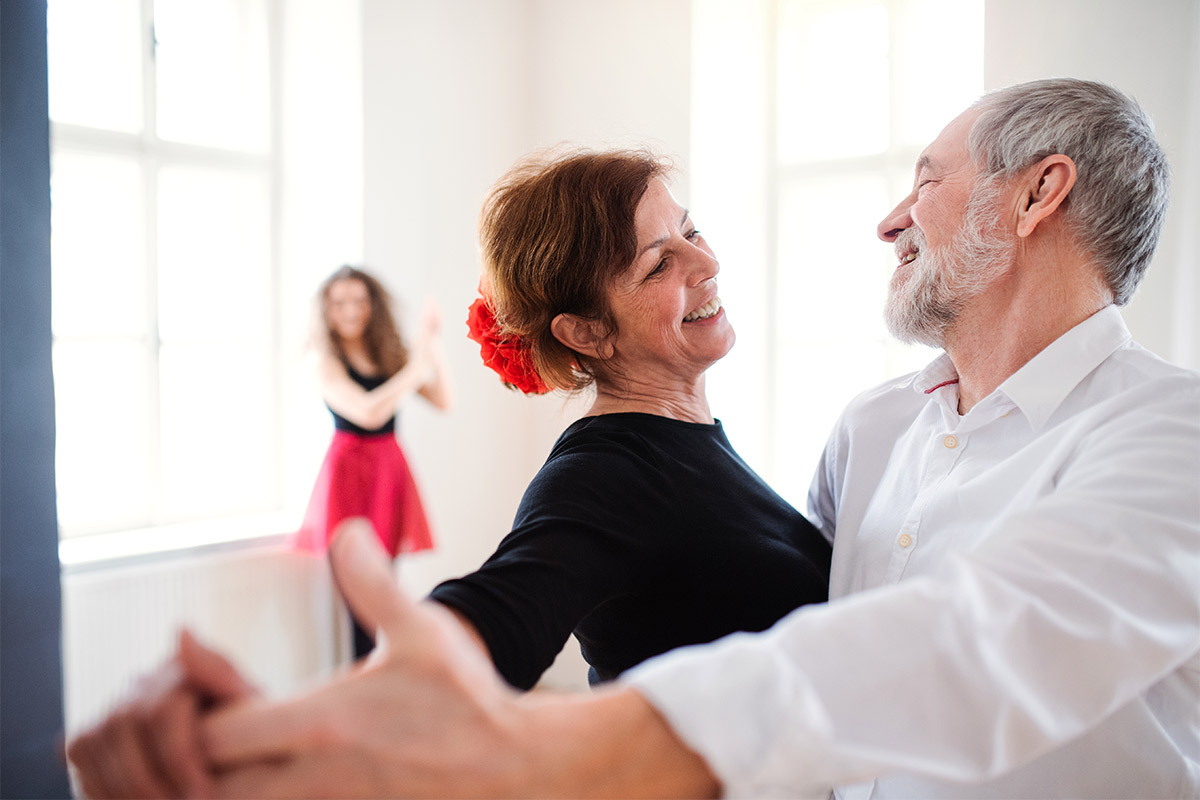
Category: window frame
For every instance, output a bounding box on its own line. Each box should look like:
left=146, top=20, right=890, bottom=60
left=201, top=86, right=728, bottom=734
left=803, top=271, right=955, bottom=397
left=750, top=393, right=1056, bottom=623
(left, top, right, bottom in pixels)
left=691, top=0, right=982, bottom=506
left=49, top=0, right=286, bottom=543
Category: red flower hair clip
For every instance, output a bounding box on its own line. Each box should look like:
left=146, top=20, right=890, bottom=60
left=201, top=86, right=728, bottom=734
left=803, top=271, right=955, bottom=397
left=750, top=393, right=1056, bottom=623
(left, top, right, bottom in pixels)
left=466, top=297, right=551, bottom=395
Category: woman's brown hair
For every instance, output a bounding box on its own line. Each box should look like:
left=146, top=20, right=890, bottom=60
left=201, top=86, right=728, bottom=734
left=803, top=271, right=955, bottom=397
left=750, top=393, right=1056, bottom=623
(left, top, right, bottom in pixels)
left=479, top=147, right=669, bottom=391
left=317, top=265, right=408, bottom=377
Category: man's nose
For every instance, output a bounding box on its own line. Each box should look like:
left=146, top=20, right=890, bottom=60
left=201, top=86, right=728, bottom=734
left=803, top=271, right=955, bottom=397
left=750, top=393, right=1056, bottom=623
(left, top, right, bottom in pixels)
left=877, top=197, right=914, bottom=242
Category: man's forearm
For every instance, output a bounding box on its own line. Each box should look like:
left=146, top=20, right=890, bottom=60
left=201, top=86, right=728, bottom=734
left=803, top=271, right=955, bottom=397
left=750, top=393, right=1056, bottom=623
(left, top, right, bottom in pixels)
left=518, top=686, right=721, bottom=799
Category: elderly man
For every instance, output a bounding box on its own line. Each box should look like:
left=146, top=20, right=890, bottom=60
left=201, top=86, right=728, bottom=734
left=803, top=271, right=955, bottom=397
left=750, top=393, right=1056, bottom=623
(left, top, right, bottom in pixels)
left=69, top=78, right=1198, bottom=798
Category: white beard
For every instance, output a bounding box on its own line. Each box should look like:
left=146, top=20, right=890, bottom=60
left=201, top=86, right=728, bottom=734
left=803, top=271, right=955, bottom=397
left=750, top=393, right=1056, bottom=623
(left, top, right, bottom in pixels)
left=884, top=180, right=1016, bottom=348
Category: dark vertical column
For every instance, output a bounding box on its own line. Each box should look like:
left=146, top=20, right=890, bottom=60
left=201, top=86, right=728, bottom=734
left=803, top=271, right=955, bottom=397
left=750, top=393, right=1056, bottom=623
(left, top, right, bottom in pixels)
left=1, top=0, right=72, bottom=796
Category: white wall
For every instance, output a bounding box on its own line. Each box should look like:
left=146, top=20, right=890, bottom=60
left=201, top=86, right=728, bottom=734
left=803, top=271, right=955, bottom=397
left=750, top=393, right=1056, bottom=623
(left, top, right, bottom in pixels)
left=359, top=0, right=692, bottom=606
left=984, top=0, right=1200, bottom=369
left=359, top=0, right=542, bottom=599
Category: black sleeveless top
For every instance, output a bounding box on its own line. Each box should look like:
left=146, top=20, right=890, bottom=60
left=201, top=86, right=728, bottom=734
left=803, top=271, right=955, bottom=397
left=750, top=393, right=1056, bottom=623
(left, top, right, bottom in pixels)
left=329, top=363, right=396, bottom=436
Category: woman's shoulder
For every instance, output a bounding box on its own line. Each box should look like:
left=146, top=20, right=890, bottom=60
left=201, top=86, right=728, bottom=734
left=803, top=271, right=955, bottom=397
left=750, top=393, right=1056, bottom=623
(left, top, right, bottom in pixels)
left=550, top=412, right=716, bottom=466
left=515, top=420, right=682, bottom=541
left=528, top=413, right=728, bottom=508
left=559, top=411, right=721, bottom=443
left=311, top=347, right=347, bottom=383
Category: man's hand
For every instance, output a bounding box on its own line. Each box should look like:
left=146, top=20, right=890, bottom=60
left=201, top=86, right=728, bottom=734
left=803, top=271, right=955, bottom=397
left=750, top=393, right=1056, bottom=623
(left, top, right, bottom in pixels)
left=202, top=518, right=527, bottom=798
left=66, top=629, right=259, bottom=799
left=202, top=518, right=719, bottom=799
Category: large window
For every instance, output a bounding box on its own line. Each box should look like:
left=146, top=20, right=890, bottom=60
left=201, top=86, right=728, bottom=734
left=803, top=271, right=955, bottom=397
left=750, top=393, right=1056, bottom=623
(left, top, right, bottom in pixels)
left=49, top=0, right=281, bottom=539
left=694, top=0, right=984, bottom=506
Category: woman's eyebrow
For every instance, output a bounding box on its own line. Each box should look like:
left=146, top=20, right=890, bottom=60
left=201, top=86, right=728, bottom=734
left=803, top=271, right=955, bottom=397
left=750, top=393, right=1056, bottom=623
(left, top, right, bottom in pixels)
left=636, top=210, right=691, bottom=260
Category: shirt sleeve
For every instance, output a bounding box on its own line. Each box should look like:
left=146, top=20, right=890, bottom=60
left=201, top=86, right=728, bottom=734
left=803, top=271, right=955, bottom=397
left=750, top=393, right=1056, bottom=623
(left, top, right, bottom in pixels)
left=624, top=382, right=1200, bottom=795
left=430, top=432, right=676, bottom=690
left=805, top=412, right=845, bottom=544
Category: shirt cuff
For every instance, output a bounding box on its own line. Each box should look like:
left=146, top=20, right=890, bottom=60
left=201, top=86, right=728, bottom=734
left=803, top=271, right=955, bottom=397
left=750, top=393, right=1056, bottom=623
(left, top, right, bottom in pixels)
left=622, top=629, right=834, bottom=800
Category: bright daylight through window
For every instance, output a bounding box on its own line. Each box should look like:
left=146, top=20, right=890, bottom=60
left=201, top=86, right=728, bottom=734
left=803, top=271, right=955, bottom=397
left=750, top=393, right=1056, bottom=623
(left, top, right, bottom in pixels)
left=48, top=0, right=279, bottom=544
left=694, top=0, right=983, bottom=507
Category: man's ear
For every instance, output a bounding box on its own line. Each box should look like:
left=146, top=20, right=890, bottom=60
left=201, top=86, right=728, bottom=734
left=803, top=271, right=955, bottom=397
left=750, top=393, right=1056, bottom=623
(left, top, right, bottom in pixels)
left=550, top=313, right=613, bottom=360
left=1015, top=154, right=1077, bottom=238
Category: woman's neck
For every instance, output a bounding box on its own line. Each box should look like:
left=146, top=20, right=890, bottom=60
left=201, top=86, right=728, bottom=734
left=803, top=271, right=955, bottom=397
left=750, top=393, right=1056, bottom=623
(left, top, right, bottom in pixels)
left=587, top=380, right=713, bottom=424
left=337, top=337, right=377, bottom=375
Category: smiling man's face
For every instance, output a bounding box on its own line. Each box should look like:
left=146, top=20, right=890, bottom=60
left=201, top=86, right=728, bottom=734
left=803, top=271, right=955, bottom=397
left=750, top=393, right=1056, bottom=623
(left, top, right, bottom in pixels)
left=877, top=108, right=1016, bottom=347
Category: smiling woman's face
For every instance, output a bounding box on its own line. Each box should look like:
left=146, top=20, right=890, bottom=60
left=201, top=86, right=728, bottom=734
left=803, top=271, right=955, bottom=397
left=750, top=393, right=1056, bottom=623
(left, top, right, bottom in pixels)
left=601, top=179, right=735, bottom=385
left=326, top=278, right=371, bottom=343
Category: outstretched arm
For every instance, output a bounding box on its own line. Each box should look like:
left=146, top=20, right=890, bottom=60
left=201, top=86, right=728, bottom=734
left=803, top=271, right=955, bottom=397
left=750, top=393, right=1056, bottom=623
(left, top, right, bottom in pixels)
left=203, top=520, right=719, bottom=799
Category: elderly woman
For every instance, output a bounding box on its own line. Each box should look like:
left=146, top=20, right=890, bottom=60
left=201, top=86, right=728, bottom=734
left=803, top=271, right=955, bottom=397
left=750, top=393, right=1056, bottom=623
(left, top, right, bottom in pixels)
left=430, top=149, right=831, bottom=689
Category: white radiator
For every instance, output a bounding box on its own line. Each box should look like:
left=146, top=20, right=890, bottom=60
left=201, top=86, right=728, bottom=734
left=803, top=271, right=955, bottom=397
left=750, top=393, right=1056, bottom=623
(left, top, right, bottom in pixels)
left=61, top=541, right=349, bottom=736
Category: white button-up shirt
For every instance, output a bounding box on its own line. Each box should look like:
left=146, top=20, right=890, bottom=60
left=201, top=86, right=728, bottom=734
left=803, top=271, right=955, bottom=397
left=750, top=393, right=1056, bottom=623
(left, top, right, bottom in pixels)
left=626, top=306, right=1200, bottom=798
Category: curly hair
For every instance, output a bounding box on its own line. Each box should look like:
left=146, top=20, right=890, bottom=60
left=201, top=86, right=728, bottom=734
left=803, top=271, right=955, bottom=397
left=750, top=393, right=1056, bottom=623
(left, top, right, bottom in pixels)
left=317, top=265, right=408, bottom=377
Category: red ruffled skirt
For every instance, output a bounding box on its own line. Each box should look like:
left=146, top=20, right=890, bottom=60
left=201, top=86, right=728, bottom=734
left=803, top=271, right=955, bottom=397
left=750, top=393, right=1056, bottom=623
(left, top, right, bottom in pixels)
left=295, top=430, right=434, bottom=558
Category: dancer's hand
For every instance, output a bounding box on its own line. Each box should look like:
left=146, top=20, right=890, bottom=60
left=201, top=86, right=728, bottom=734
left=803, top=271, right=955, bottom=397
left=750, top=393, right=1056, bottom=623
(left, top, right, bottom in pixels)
left=202, top=518, right=718, bottom=799
left=66, top=630, right=259, bottom=799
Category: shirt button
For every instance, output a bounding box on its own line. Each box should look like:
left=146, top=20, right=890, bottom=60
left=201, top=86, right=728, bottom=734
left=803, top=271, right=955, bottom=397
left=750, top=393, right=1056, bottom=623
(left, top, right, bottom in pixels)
left=898, top=533, right=913, bottom=548
left=943, top=435, right=958, bottom=449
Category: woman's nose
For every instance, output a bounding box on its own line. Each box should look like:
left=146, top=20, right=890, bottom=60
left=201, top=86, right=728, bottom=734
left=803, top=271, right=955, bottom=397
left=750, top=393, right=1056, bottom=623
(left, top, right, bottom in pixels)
left=877, top=196, right=914, bottom=242
left=688, top=245, right=719, bottom=285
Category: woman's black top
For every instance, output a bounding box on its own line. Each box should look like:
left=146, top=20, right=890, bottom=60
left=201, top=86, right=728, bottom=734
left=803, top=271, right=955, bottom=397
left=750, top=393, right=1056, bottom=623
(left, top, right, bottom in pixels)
left=329, top=363, right=395, bottom=436
left=429, top=412, right=832, bottom=690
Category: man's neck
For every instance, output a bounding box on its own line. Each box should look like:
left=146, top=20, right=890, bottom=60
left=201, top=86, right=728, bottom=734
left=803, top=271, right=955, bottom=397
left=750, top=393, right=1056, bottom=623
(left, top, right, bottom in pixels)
left=945, top=288, right=1110, bottom=415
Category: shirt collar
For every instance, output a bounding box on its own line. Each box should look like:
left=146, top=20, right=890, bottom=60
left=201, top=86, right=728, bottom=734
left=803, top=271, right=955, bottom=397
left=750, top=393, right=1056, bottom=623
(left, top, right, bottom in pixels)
left=998, top=305, right=1132, bottom=432
left=909, top=306, right=1132, bottom=431
left=910, top=353, right=962, bottom=420
left=912, top=352, right=960, bottom=394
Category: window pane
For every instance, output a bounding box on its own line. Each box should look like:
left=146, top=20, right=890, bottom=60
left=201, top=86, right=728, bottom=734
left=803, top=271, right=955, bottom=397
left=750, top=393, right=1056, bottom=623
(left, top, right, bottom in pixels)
left=777, top=0, right=889, bottom=162
left=775, top=172, right=892, bottom=343
left=893, top=0, right=985, bottom=146
left=154, top=0, right=271, bottom=152
left=157, top=164, right=272, bottom=342
left=51, top=151, right=147, bottom=338
left=55, top=341, right=152, bottom=535
left=159, top=342, right=275, bottom=518
left=47, top=0, right=143, bottom=132
left=774, top=338, right=885, bottom=503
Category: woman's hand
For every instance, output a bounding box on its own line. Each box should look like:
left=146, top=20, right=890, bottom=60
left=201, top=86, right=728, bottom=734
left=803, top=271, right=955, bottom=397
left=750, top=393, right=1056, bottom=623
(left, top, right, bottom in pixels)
left=419, top=297, right=442, bottom=340
left=415, top=297, right=453, bottom=410
left=66, top=630, right=259, bottom=799
left=408, top=299, right=441, bottom=373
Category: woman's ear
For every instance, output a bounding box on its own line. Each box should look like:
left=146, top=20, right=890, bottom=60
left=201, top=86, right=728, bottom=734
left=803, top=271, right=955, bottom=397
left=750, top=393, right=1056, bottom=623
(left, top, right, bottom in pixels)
left=1016, top=154, right=1077, bottom=238
left=551, top=313, right=613, bottom=359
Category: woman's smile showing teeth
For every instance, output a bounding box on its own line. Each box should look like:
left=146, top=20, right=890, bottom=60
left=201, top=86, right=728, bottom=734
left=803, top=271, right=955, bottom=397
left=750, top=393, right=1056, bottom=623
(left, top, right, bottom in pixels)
left=684, top=296, right=722, bottom=322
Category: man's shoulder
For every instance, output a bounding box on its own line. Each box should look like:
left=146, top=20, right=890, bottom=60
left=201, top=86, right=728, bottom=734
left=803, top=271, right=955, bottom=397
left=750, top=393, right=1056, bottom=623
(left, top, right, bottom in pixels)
left=1084, top=345, right=1200, bottom=429
left=1105, top=342, right=1200, bottom=387
left=1079, top=343, right=1200, bottom=417
left=840, top=370, right=928, bottom=421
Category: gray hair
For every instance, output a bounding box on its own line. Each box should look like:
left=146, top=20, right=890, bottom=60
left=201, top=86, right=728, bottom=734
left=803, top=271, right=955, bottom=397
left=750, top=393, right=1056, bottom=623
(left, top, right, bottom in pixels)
left=967, top=78, right=1170, bottom=305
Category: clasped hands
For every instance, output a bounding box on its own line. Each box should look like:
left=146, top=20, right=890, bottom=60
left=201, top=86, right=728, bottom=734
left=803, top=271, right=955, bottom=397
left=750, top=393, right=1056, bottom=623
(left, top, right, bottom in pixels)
left=66, top=519, right=525, bottom=799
